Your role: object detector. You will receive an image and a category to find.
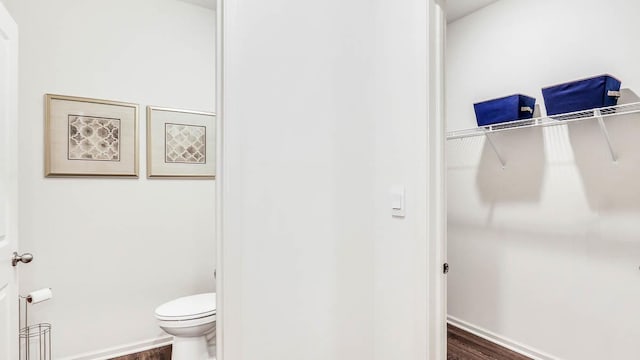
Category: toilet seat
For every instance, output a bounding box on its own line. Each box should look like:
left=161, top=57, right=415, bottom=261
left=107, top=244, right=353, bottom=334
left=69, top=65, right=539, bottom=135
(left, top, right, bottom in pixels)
left=155, top=293, right=217, bottom=321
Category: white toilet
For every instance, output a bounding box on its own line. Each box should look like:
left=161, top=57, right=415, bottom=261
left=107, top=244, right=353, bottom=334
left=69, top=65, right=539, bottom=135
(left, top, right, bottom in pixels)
left=155, top=293, right=217, bottom=360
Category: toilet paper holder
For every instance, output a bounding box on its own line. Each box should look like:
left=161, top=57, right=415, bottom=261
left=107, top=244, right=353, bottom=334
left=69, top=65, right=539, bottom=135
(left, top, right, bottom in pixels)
left=19, top=290, right=52, bottom=360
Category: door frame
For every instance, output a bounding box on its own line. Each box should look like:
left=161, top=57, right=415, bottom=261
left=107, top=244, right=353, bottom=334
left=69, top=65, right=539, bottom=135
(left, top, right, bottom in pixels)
left=214, top=1, right=225, bottom=359
left=0, top=2, right=19, bottom=359
left=427, top=1, right=448, bottom=359
left=213, top=1, right=448, bottom=359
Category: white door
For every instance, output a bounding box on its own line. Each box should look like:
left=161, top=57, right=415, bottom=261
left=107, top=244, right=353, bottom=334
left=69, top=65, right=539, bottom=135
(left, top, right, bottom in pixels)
left=0, top=3, right=19, bottom=360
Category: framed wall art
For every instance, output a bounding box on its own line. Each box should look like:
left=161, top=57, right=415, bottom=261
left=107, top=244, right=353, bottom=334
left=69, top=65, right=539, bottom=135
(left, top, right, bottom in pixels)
left=45, top=94, right=139, bottom=177
left=146, top=106, right=216, bottom=179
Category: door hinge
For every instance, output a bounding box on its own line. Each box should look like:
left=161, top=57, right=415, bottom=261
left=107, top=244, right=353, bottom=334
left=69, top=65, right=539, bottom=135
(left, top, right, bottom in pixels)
left=443, top=263, right=449, bottom=274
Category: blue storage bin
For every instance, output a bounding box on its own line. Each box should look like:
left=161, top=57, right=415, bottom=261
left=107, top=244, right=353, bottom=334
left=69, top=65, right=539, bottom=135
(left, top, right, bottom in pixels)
left=542, top=74, right=621, bottom=116
left=473, top=94, right=536, bottom=127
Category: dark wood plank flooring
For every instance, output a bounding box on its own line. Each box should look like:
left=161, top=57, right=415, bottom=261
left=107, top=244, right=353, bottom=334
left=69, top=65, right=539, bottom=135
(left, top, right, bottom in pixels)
left=109, top=345, right=172, bottom=360
left=448, top=325, right=532, bottom=360
left=110, top=325, right=527, bottom=360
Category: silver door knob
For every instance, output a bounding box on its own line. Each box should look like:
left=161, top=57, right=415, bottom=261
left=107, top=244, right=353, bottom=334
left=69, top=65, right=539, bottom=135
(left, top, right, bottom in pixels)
left=12, top=252, right=33, bottom=267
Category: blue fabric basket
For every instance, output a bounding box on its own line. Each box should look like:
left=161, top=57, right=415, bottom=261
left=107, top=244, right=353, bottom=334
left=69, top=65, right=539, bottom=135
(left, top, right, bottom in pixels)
left=473, top=94, right=536, bottom=127
left=542, top=75, right=621, bottom=116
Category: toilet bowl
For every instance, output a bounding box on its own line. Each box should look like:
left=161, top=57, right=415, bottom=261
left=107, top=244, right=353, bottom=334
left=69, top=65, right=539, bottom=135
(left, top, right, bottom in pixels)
left=155, top=293, right=216, bottom=360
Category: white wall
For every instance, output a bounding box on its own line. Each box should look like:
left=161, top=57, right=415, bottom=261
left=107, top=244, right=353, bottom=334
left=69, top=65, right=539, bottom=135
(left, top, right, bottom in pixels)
left=447, top=1, right=640, bottom=359
left=12, top=0, right=216, bottom=358
left=219, top=0, right=443, bottom=359
left=0, top=0, right=14, bottom=16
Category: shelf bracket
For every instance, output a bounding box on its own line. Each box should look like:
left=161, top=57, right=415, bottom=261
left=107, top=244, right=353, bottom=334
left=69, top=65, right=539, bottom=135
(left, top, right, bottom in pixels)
left=595, top=109, right=618, bottom=163
left=484, top=133, right=506, bottom=169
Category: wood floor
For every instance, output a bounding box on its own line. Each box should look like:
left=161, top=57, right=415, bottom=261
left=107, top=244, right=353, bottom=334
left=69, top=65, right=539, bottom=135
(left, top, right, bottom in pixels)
left=448, top=325, right=532, bottom=360
left=110, top=325, right=526, bottom=360
left=109, top=345, right=171, bottom=360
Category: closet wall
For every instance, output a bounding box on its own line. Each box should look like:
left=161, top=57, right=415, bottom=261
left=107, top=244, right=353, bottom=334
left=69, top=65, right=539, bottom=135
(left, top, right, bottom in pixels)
left=220, top=0, right=442, bottom=359
left=447, top=1, right=640, bottom=359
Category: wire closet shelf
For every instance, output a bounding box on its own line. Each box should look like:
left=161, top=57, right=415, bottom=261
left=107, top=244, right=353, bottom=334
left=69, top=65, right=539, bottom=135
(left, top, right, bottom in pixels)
left=446, top=101, right=640, bottom=140
left=446, top=101, right=640, bottom=166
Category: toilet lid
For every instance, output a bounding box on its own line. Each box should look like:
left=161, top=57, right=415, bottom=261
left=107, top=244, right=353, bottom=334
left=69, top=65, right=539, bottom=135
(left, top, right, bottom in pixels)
left=155, top=293, right=216, bottom=320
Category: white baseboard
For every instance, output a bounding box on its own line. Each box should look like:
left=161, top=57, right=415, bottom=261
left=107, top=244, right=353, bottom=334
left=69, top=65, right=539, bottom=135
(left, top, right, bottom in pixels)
left=59, top=336, right=172, bottom=360
left=447, top=316, right=564, bottom=360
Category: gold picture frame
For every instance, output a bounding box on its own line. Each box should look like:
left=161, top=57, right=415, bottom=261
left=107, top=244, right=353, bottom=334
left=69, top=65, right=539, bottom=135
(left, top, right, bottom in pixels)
left=146, top=106, right=216, bottom=179
left=45, top=94, right=139, bottom=177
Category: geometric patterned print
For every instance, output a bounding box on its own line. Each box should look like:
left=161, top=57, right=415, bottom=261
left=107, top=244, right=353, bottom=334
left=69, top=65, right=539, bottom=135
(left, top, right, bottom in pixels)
left=165, top=123, right=206, bottom=164
left=68, top=115, right=120, bottom=161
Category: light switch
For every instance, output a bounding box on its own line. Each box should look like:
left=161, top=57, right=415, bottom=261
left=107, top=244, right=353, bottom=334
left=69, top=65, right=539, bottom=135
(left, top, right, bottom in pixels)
left=391, top=186, right=405, bottom=217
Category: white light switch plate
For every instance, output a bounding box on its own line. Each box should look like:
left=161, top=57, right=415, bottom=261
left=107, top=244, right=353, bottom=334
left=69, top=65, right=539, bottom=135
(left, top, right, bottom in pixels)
left=391, top=186, right=405, bottom=217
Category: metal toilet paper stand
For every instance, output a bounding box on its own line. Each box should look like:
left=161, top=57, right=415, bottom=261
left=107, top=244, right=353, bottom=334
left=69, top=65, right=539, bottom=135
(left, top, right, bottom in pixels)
left=19, top=293, right=52, bottom=360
